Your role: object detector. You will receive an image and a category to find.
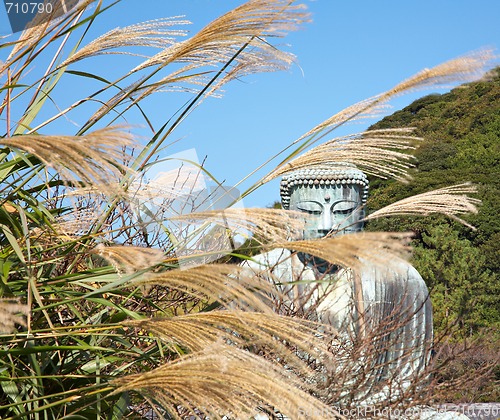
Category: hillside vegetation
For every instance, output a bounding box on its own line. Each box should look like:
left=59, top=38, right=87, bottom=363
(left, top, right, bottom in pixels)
left=367, top=67, right=500, bottom=338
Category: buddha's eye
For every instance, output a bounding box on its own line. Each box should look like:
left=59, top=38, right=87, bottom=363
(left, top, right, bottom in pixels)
left=334, top=208, right=355, bottom=215
left=332, top=200, right=359, bottom=215
left=296, top=202, right=323, bottom=215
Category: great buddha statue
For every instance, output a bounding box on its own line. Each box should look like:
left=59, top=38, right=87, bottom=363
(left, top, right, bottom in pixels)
left=241, top=162, right=434, bottom=403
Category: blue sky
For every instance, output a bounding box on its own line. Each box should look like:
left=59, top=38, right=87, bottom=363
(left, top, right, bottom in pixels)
left=1, top=0, right=499, bottom=207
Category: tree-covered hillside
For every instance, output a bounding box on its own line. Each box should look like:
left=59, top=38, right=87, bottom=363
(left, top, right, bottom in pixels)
left=367, top=67, right=500, bottom=337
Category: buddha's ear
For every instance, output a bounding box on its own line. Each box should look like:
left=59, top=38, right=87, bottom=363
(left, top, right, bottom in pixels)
left=353, top=204, right=365, bottom=222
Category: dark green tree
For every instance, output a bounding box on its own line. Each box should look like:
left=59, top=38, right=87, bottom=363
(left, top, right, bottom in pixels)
left=413, top=223, right=499, bottom=336
left=366, top=67, right=500, bottom=337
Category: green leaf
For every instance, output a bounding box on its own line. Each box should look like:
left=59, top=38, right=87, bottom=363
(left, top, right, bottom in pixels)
left=0, top=224, right=25, bottom=264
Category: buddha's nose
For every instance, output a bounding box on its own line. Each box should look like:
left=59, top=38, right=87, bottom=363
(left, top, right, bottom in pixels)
left=317, top=211, right=333, bottom=234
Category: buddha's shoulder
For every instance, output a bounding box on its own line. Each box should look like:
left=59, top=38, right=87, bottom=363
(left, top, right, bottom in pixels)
left=359, top=257, right=423, bottom=279
left=391, top=259, right=423, bottom=281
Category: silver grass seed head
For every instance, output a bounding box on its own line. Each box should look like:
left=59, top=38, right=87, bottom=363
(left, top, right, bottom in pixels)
left=280, top=162, right=369, bottom=209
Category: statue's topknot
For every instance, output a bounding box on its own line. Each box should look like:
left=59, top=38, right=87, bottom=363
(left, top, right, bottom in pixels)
left=280, top=163, right=369, bottom=209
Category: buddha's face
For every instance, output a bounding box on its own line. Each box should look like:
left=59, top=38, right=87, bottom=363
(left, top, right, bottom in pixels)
left=289, top=184, right=364, bottom=240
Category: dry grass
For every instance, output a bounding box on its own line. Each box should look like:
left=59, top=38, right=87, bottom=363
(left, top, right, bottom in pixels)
left=383, top=49, right=496, bottom=98
left=294, top=101, right=391, bottom=145
left=82, top=0, right=309, bottom=128
left=270, top=231, right=413, bottom=271
left=90, top=244, right=165, bottom=274
left=263, top=128, right=420, bottom=183
left=0, top=126, right=135, bottom=193
left=2, top=0, right=93, bottom=71
left=126, top=310, right=335, bottom=372
left=306, top=315, right=433, bottom=409
left=133, top=0, right=308, bottom=72
left=169, top=207, right=307, bottom=243
left=364, top=183, right=481, bottom=229
left=60, top=17, right=191, bottom=67
left=136, top=264, right=282, bottom=314
left=51, top=208, right=102, bottom=237
left=27, top=208, right=102, bottom=246
left=2, top=23, right=48, bottom=69
left=294, top=49, right=496, bottom=145
left=112, top=344, right=343, bottom=420
left=429, top=332, right=500, bottom=403
left=0, top=299, right=29, bottom=332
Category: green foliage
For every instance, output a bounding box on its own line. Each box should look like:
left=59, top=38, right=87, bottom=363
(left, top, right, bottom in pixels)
left=413, top=224, right=499, bottom=336
left=367, top=67, right=500, bottom=338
